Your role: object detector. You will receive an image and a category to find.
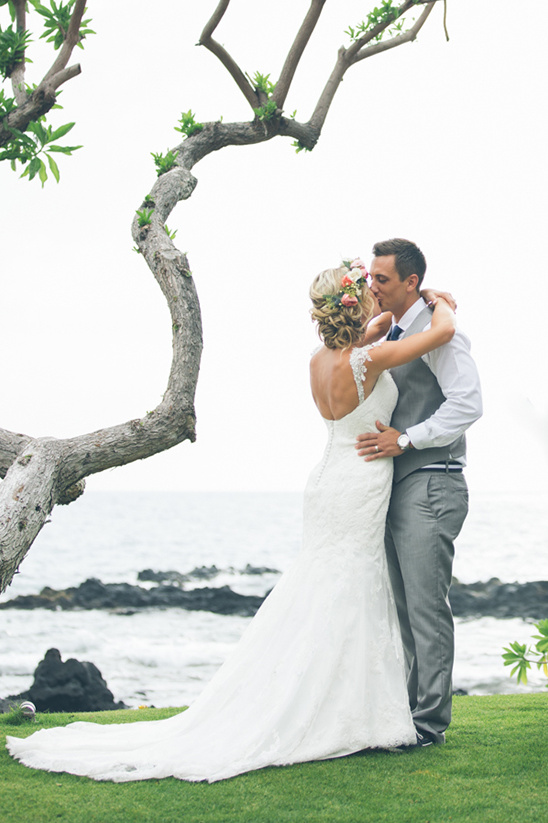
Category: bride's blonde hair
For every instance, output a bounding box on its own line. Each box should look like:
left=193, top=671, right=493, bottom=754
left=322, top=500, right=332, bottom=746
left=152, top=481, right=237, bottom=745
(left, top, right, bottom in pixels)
left=310, top=266, right=375, bottom=350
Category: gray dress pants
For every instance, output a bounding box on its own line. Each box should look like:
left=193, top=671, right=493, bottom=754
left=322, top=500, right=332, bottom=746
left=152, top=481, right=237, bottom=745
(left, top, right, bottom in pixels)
left=385, top=470, right=469, bottom=743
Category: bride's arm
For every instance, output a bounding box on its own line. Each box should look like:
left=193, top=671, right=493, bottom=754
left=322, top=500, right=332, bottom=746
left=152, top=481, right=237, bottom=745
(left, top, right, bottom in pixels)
left=421, top=287, right=457, bottom=311
left=362, top=311, right=392, bottom=344
left=355, top=300, right=456, bottom=460
left=368, top=299, right=456, bottom=372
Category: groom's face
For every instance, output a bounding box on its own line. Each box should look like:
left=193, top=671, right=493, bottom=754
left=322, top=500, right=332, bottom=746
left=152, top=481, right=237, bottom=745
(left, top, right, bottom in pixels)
left=369, top=255, right=415, bottom=320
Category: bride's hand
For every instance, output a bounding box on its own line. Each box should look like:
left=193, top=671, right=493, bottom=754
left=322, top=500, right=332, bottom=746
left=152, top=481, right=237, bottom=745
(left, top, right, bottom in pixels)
left=421, top=288, right=457, bottom=311
left=430, top=296, right=457, bottom=339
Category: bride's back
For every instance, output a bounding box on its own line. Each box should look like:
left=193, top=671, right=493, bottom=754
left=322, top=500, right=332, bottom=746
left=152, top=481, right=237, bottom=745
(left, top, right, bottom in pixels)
left=310, top=345, right=378, bottom=421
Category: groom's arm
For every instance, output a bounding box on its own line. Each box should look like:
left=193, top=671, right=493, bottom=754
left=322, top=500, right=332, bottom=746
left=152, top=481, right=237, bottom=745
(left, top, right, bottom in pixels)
left=356, top=329, right=482, bottom=460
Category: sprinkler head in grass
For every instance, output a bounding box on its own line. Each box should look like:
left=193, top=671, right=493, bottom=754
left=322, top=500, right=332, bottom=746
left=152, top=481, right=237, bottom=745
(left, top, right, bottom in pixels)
left=20, top=701, right=36, bottom=720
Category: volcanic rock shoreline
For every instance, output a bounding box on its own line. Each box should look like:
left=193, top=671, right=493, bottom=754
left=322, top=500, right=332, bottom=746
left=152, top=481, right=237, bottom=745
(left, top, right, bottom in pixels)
left=0, top=577, right=265, bottom=617
left=0, top=569, right=546, bottom=620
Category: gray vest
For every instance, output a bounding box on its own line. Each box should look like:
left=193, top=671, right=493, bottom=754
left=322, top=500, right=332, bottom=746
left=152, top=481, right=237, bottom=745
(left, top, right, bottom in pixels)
left=390, top=306, right=466, bottom=483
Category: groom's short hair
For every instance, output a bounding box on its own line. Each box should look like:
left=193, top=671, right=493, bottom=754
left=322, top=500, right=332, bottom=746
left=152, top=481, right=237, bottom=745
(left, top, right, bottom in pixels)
left=372, top=238, right=427, bottom=287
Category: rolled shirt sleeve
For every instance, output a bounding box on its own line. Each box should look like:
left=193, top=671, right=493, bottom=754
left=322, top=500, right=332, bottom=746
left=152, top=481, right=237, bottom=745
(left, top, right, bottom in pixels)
left=406, top=328, right=483, bottom=450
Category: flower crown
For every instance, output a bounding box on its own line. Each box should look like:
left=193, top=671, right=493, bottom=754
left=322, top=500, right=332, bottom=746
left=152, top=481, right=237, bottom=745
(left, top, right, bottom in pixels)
left=323, top=258, right=369, bottom=309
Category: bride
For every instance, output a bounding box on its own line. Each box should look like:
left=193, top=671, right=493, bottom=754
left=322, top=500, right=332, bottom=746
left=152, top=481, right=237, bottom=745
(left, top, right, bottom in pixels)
left=6, top=261, right=455, bottom=783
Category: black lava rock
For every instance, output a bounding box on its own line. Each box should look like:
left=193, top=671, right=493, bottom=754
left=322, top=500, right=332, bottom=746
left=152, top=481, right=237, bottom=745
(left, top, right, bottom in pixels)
left=449, top=578, right=548, bottom=620
left=7, top=648, right=127, bottom=713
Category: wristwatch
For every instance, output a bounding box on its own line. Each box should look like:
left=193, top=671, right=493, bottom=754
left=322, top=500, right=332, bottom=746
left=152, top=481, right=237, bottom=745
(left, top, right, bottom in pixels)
left=397, top=432, right=413, bottom=452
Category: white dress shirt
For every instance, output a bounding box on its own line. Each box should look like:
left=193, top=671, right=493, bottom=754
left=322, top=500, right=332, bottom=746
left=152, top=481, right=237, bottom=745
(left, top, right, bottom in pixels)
left=389, top=298, right=483, bottom=456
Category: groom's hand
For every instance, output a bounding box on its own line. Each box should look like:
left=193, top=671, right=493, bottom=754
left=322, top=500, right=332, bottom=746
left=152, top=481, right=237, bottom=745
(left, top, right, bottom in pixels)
left=356, top=421, right=403, bottom=461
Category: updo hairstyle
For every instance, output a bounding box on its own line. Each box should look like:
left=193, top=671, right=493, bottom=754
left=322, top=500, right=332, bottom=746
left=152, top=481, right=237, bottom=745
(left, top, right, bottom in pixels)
left=309, top=266, right=375, bottom=350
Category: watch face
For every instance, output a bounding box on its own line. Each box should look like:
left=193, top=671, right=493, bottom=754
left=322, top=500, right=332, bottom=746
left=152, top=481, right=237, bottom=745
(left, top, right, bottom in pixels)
left=398, top=434, right=410, bottom=450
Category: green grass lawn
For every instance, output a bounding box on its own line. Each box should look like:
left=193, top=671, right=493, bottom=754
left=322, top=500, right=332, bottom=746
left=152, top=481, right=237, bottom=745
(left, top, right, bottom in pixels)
left=1, top=694, right=546, bottom=823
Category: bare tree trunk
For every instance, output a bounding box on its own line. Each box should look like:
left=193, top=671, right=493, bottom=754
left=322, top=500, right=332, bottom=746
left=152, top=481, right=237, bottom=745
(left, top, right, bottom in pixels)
left=0, top=163, right=201, bottom=593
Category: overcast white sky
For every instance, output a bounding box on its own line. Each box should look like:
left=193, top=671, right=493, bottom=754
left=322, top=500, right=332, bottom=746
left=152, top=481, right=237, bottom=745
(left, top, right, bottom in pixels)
left=1, top=0, right=547, bottom=495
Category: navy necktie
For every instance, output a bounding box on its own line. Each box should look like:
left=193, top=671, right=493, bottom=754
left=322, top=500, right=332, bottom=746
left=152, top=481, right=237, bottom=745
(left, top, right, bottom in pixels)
left=387, top=324, right=403, bottom=341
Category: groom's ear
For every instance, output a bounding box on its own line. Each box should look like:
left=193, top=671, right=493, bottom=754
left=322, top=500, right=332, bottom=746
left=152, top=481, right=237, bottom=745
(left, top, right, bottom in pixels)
left=406, top=273, right=419, bottom=293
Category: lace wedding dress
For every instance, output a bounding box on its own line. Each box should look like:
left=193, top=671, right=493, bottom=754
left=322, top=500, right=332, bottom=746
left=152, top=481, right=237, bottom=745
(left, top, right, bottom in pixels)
left=7, top=347, right=415, bottom=782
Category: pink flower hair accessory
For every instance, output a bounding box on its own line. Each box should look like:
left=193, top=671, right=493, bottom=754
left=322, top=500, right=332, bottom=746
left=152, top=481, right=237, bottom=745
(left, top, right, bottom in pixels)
left=323, top=257, right=369, bottom=310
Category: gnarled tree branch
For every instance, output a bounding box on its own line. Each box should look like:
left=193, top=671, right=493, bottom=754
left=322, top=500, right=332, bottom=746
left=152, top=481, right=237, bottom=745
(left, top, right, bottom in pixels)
left=0, top=429, right=30, bottom=479
left=350, top=3, right=437, bottom=64
left=198, top=0, right=259, bottom=112
left=0, top=162, right=202, bottom=592
left=309, top=0, right=441, bottom=137
left=272, top=0, right=327, bottom=109
left=10, top=0, right=27, bottom=105
left=43, top=0, right=87, bottom=83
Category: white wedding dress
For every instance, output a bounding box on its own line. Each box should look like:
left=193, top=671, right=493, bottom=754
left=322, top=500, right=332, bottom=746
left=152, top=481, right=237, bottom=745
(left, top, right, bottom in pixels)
left=7, top=347, right=415, bottom=782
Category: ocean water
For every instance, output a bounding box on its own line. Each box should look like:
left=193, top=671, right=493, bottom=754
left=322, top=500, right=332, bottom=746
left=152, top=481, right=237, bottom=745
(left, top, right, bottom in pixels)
left=0, top=490, right=546, bottom=707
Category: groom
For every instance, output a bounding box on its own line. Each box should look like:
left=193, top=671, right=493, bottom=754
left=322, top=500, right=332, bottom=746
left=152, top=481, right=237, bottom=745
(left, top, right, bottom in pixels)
left=356, top=238, right=482, bottom=746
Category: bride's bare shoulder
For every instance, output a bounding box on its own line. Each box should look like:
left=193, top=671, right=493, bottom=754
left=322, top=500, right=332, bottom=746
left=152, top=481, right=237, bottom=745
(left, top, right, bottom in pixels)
left=310, top=345, right=352, bottom=370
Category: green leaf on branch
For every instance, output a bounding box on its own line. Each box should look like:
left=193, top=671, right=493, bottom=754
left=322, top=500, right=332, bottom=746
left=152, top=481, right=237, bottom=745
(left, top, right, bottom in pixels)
left=136, top=208, right=154, bottom=228
left=254, top=100, right=278, bottom=122
left=246, top=71, right=280, bottom=123
left=0, top=2, right=17, bottom=23
left=247, top=71, right=275, bottom=97
left=0, top=88, right=17, bottom=117
left=38, top=158, right=47, bottom=185
left=21, top=155, right=40, bottom=180
left=151, top=148, right=179, bottom=176
left=9, top=115, right=81, bottom=183
left=0, top=23, right=32, bottom=78
left=13, top=117, right=82, bottom=186
left=46, top=143, right=81, bottom=154
left=49, top=121, right=77, bottom=141
left=46, top=152, right=60, bottom=182
left=174, top=110, right=203, bottom=138
left=26, top=120, right=47, bottom=143
left=503, top=623, right=548, bottom=688
left=29, top=0, right=95, bottom=51
left=532, top=619, right=548, bottom=644
left=345, top=1, right=406, bottom=45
